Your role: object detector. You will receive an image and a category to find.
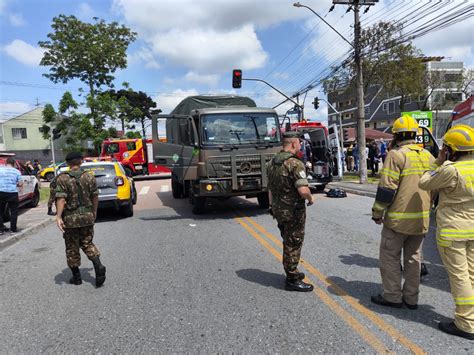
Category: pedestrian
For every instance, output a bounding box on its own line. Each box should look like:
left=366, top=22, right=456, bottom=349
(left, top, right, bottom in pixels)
left=0, top=157, right=23, bottom=234
left=371, top=115, right=435, bottom=310
left=47, top=175, right=57, bottom=216
left=267, top=131, right=315, bottom=292
left=419, top=124, right=474, bottom=340
left=55, top=151, right=106, bottom=287
left=380, top=139, right=388, bottom=163
left=347, top=144, right=354, bottom=172
left=353, top=143, right=359, bottom=172
left=368, top=141, right=379, bottom=176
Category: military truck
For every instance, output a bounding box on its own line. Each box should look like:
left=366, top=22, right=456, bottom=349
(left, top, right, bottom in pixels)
left=151, top=95, right=282, bottom=214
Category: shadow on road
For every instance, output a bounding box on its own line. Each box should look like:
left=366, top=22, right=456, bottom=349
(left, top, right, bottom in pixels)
left=235, top=268, right=284, bottom=289
left=339, top=253, right=379, bottom=268
left=54, top=267, right=95, bottom=286
left=326, top=276, right=451, bottom=330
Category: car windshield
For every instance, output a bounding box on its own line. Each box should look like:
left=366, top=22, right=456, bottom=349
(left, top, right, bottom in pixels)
left=201, top=113, right=281, bottom=146
left=81, top=164, right=116, bottom=177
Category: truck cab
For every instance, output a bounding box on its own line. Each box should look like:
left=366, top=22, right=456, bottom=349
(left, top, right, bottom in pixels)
left=152, top=95, right=282, bottom=214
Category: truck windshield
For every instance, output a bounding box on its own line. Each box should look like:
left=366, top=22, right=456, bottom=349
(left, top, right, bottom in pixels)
left=103, top=143, right=119, bottom=155
left=201, top=113, right=280, bottom=146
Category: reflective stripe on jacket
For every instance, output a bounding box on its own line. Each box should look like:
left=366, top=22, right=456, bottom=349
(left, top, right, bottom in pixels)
left=419, top=155, right=474, bottom=245
left=372, top=140, right=435, bottom=235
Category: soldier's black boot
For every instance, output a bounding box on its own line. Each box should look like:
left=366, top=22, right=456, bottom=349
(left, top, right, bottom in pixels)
left=91, top=256, right=106, bottom=287
left=420, top=263, right=428, bottom=277
left=69, top=267, right=82, bottom=285
left=47, top=207, right=56, bottom=216
left=285, top=278, right=314, bottom=292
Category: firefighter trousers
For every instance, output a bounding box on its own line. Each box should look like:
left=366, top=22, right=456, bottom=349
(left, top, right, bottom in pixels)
left=379, top=226, right=424, bottom=305
left=437, top=240, right=474, bottom=334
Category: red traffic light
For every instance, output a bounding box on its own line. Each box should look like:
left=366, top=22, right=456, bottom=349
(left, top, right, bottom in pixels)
left=232, top=69, right=242, bottom=88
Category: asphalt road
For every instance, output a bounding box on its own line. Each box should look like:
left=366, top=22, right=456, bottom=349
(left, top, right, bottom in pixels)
left=0, top=178, right=471, bottom=353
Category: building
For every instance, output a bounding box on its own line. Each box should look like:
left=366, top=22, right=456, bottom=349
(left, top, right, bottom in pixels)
left=0, top=107, right=67, bottom=164
left=327, top=59, right=468, bottom=138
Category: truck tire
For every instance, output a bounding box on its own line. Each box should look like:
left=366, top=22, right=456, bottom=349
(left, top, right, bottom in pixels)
left=171, top=174, right=184, bottom=199
left=192, top=196, right=206, bottom=214
left=182, top=180, right=190, bottom=198
left=44, top=172, right=54, bottom=182
left=28, top=188, right=40, bottom=208
left=257, top=192, right=270, bottom=209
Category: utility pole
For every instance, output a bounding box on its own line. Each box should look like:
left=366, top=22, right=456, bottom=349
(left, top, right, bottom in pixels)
left=332, top=0, right=378, bottom=183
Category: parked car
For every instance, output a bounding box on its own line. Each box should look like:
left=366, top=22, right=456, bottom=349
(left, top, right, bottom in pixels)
left=80, top=161, right=137, bottom=217
left=39, top=162, right=67, bottom=182
left=0, top=153, right=40, bottom=220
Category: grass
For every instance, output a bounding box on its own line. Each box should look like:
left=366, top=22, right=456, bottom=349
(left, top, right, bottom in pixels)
left=39, top=186, right=50, bottom=202
left=342, top=172, right=380, bottom=184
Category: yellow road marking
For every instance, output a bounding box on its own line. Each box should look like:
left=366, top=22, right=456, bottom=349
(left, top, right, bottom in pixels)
left=234, top=216, right=391, bottom=354
left=237, top=213, right=426, bottom=355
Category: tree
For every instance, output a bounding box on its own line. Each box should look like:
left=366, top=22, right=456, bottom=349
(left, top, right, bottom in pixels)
left=323, top=21, right=425, bottom=112
left=38, top=15, right=137, bottom=147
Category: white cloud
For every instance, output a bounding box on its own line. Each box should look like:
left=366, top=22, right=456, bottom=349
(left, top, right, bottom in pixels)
left=128, top=48, right=160, bottom=69
left=77, top=3, right=94, bottom=20
left=184, top=71, right=220, bottom=87
left=154, top=89, right=199, bottom=114
left=2, top=39, right=45, bottom=66
left=8, top=13, right=25, bottom=26
left=0, top=101, right=34, bottom=120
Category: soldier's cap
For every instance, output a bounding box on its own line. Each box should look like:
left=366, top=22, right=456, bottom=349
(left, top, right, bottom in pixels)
left=65, top=151, right=83, bottom=162
left=282, top=131, right=301, bottom=139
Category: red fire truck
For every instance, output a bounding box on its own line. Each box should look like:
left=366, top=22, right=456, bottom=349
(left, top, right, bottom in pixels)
left=450, top=96, right=473, bottom=128
left=100, top=138, right=170, bottom=176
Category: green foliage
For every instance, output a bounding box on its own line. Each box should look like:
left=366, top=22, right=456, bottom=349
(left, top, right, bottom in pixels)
left=125, top=131, right=142, bottom=139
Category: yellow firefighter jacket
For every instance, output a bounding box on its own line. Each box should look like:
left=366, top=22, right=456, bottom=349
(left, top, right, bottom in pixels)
left=419, top=154, right=474, bottom=246
left=372, top=140, right=435, bottom=235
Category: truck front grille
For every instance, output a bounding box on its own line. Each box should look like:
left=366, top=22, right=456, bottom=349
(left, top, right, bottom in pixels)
left=207, top=154, right=273, bottom=178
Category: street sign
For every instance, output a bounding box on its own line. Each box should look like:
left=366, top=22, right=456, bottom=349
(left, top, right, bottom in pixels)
left=402, top=111, right=433, bottom=144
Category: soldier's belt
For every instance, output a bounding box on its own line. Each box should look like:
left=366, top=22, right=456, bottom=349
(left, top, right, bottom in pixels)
left=64, top=206, right=93, bottom=215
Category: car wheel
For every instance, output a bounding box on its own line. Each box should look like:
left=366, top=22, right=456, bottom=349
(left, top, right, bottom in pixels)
left=132, top=185, right=137, bottom=205
left=121, top=200, right=134, bottom=217
left=44, top=172, right=54, bottom=182
left=29, top=188, right=40, bottom=208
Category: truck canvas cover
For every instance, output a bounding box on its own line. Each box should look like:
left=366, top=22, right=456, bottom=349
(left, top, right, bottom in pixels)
left=170, top=95, right=257, bottom=115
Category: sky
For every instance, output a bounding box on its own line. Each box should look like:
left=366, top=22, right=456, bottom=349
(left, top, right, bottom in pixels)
left=0, top=0, right=473, bottom=129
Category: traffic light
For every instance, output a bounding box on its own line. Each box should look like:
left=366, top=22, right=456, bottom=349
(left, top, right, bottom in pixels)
left=232, top=69, right=242, bottom=89
left=52, top=128, right=61, bottom=140
left=313, top=97, right=319, bottom=109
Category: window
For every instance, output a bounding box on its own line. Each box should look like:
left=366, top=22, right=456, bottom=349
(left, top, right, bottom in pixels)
left=104, top=143, right=120, bottom=155
left=405, top=96, right=411, bottom=104
left=12, top=128, right=27, bottom=139
left=445, top=92, right=463, bottom=102
left=364, top=107, right=371, bottom=115
left=382, top=103, right=387, bottom=111
left=388, top=102, right=395, bottom=114
left=126, top=141, right=136, bottom=151
left=373, top=122, right=377, bottom=129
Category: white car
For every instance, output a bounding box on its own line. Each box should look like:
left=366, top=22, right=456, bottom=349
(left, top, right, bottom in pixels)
left=0, top=153, right=40, bottom=220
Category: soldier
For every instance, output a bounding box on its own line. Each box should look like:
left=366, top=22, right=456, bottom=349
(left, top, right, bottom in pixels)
left=371, top=115, right=435, bottom=309
left=55, top=151, right=106, bottom=287
left=267, top=131, right=314, bottom=292
left=419, top=125, right=474, bottom=340
left=47, top=175, right=57, bottom=216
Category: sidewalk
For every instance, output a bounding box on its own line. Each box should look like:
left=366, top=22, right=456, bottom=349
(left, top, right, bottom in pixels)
left=0, top=202, right=55, bottom=251
left=328, top=180, right=377, bottom=198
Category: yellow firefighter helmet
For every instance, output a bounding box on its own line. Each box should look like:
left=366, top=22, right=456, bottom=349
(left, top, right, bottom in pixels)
left=392, top=115, right=419, bottom=134
left=443, top=124, right=474, bottom=152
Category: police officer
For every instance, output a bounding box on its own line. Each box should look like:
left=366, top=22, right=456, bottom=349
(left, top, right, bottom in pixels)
left=47, top=175, right=57, bottom=216
left=267, top=131, right=314, bottom=292
left=419, top=125, right=474, bottom=340
left=371, top=115, right=435, bottom=309
left=55, top=151, right=106, bottom=287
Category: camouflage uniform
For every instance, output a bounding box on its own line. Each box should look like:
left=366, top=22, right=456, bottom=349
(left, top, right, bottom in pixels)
left=56, top=170, right=100, bottom=268
left=47, top=177, right=57, bottom=209
left=267, top=151, right=309, bottom=281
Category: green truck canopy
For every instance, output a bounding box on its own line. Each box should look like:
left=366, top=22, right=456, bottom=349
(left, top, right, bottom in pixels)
left=170, top=95, right=257, bottom=115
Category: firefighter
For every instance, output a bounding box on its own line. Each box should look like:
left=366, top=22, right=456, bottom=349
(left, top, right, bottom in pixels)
left=371, top=115, right=435, bottom=309
left=419, top=125, right=474, bottom=340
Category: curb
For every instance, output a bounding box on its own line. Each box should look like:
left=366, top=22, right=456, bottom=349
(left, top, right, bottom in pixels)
left=328, top=183, right=376, bottom=198
left=0, top=217, right=55, bottom=252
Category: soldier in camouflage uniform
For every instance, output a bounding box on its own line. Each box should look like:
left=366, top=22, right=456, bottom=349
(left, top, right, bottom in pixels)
left=55, top=152, right=106, bottom=287
left=267, top=131, right=315, bottom=292
left=47, top=176, right=57, bottom=216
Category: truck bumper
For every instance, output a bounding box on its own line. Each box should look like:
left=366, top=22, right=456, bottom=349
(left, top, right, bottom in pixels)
left=195, top=178, right=265, bottom=197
